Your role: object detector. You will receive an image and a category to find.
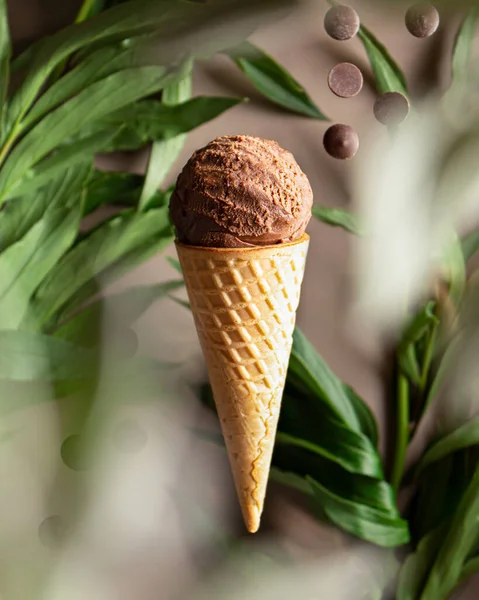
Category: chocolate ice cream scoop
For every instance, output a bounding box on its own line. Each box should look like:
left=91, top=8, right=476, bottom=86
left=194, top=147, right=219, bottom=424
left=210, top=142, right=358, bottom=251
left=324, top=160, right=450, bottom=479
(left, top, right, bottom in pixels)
left=169, top=135, right=313, bottom=248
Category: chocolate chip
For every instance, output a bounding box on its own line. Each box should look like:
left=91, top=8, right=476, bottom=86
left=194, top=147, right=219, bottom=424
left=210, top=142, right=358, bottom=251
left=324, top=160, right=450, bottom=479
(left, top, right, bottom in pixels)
left=38, top=516, right=69, bottom=548
left=405, top=4, right=440, bottom=38
left=323, top=124, right=359, bottom=160
left=324, top=5, right=360, bottom=41
left=373, top=92, right=410, bottom=125
left=328, top=62, right=363, bottom=98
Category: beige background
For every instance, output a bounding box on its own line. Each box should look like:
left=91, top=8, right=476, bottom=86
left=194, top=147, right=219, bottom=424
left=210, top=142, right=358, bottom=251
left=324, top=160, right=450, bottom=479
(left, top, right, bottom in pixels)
left=3, top=1, right=478, bottom=598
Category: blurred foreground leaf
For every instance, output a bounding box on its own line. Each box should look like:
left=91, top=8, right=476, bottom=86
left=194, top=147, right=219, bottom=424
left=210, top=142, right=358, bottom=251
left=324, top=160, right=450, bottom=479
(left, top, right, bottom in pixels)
left=312, top=205, right=363, bottom=235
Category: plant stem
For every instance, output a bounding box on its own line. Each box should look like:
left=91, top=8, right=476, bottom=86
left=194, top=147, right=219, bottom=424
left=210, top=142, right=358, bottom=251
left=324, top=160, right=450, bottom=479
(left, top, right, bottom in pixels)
left=418, top=322, right=438, bottom=393
left=390, top=372, right=409, bottom=493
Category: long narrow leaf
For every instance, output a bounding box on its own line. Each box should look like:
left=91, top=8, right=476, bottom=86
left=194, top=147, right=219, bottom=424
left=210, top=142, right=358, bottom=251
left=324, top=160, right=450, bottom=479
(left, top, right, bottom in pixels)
left=308, top=476, right=410, bottom=547
left=30, top=207, right=172, bottom=325
left=416, top=415, right=479, bottom=475
left=0, top=66, right=175, bottom=201
left=451, top=8, right=478, bottom=86
left=420, top=465, right=479, bottom=599
left=0, top=204, right=82, bottom=329
left=289, top=328, right=361, bottom=432
left=0, top=162, right=91, bottom=251
left=461, top=230, right=479, bottom=262
left=312, top=205, right=363, bottom=235
left=357, top=25, right=408, bottom=95
left=139, top=61, right=193, bottom=210
left=229, top=41, right=328, bottom=119
left=0, top=0, right=11, bottom=139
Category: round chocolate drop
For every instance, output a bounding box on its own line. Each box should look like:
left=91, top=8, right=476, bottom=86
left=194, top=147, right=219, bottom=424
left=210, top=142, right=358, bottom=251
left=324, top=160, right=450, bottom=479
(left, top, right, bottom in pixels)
left=373, top=92, right=410, bottom=126
left=323, top=124, right=359, bottom=160
left=328, top=62, right=363, bottom=98
left=405, top=4, right=440, bottom=38
left=324, top=5, right=360, bottom=41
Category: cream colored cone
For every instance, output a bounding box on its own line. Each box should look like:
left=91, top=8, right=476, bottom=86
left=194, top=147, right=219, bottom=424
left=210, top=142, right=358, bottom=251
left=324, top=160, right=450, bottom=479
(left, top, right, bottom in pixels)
left=176, top=234, right=309, bottom=533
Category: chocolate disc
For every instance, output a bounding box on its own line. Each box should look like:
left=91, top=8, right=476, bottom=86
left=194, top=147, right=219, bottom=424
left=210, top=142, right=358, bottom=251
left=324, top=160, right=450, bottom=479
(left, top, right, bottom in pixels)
left=323, top=124, right=359, bottom=160
left=405, top=4, right=440, bottom=38
left=328, top=62, right=363, bottom=98
left=373, top=92, right=410, bottom=126
left=324, top=5, right=360, bottom=41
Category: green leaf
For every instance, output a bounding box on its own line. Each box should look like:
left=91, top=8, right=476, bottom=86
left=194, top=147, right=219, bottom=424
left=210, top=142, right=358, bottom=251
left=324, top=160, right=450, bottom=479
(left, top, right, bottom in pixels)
left=460, top=556, right=479, bottom=587
left=420, top=464, right=479, bottom=599
left=0, top=203, right=82, bottom=330
left=7, top=131, right=116, bottom=200
left=0, top=66, right=175, bottom=202
left=308, top=476, right=410, bottom=548
left=276, top=427, right=383, bottom=478
left=416, top=415, right=479, bottom=475
left=90, top=95, right=245, bottom=152
left=55, top=279, right=184, bottom=345
left=166, top=256, right=183, bottom=274
left=344, top=384, right=379, bottom=447
left=461, top=230, right=479, bottom=262
left=270, top=468, right=312, bottom=496
left=442, top=233, right=466, bottom=307
left=7, top=0, right=202, bottom=128
left=0, top=0, right=11, bottom=140
left=0, top=330, right=93, bottom=383
left=397, top=524, right=448, bottom=600
left=229, top=41, right=328, bottom=119
left=30, top=207, right=173, bottom=326
left=83, top=170, right=144, bottom=215
left=289, top=328, right=361, bottom=432
left=312, top=205, right=363, bottom=235
left=357, top=25, right=408, bottom=95
left=451, top=8, right=478, bottom=86
left=139, top=61, right=193, bottom=210
left=0, top=162, right=91, bottom=251
left=398, top=302, right=438, bottom=385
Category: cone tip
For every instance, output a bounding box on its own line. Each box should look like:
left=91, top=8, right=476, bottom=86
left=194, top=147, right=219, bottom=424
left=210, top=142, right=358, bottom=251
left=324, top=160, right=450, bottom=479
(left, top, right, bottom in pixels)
left=243, top=503, right=262, bottom=534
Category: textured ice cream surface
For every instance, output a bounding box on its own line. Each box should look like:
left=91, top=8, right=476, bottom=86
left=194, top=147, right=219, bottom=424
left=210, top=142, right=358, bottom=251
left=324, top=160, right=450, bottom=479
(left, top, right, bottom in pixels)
left=169, top=135, right=313, bottom=248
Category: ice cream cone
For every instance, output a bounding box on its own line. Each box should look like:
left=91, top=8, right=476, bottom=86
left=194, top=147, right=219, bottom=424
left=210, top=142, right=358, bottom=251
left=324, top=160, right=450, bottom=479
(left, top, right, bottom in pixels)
left=176, top=234, right=309, bottom=532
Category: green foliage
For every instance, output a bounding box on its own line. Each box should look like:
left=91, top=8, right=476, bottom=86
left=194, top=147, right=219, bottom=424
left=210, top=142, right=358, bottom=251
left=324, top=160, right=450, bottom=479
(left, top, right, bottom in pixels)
left=451, top=8, right=478, bottom=86
left=357, top=25, right=408, bottom=95
left=228, top=41, right=328, bottom=119
left=312, top=205, right=363, bottom=235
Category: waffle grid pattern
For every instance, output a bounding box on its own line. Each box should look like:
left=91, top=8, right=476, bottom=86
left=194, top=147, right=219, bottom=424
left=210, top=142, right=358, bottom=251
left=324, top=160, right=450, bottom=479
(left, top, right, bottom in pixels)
left=177, top=239, right=308, bottom=529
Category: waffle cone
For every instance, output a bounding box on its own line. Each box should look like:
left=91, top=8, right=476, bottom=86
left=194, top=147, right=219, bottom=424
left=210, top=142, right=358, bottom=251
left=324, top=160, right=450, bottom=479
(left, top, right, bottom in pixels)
left=176, top=234, right=309, bottom=533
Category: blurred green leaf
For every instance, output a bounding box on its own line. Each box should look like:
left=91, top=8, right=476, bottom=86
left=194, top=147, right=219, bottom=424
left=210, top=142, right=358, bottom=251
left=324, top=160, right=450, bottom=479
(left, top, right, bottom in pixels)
left=0, top=330, right=92, bottom=382
left=0, top=0, right=11, bottom=140
left=308, top=476, right=409, bottom=547
left=460, top=556, right=479, bottom=587
left=0, top=66, right=175, bottom=201
left=139, top=61, right=193, bottom=210
left=398, top=302, right=438, bottom=385
left=30, top=206, right=172, bottom=326
left=461, top=230, right=479, bottom=262
left=442, top=233, right=466, bottom=306
left=55, top=279, right=184, bottom=345
left=357, top=25, right=408, bottom=95
left=397, top=524, right=448, bottom=600
left=420, top=464, right=479, bottom=599
left=451, top=8, right=478, bottom=86
left=289, top=328, right=361, bottom=431
left=416, top=415, right=479, bottom=475
left=0, top=162, right=91, bottom=251
left=91, top=95, right=245, bottom=152
left=312, top=205, right=362, bottom=235
left=229, top=41, right=328, bottom=119
left=0, top=202, right=82, bottom=330
left=166, top=256, right=183, bottom=274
